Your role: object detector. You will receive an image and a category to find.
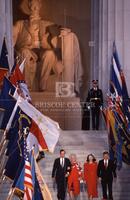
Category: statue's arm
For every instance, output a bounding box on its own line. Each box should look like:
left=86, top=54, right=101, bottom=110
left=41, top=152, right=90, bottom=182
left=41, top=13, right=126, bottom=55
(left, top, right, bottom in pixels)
left=13, top=20, right=23, bottom=46
left=41, top=22, right=62, bottom=49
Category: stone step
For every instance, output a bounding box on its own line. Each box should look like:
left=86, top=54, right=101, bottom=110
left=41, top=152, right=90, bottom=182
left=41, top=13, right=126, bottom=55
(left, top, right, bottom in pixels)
left=0, top=130, right=130, bottom=200
left=39, top=130, right=130, bottom=200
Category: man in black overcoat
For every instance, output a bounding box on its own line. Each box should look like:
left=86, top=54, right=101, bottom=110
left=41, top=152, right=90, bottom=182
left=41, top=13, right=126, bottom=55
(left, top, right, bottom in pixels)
left=52, top=149, right=71, bottom=200
left=97, top=151, right=117, bottom=200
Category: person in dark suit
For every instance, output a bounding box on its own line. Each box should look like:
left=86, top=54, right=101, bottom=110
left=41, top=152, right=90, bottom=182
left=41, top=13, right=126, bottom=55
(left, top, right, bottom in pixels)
left=52, top=149, right=71, bottom=200
left=82, top=101, right=90, bottom=130
left=97, top=151, right=117, bottom=200
left=87, top=80, right=103, bottom=130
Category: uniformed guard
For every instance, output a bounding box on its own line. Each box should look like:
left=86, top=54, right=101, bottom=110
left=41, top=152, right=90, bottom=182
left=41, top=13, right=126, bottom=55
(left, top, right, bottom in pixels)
left=87, top=80, right=103, bottom=130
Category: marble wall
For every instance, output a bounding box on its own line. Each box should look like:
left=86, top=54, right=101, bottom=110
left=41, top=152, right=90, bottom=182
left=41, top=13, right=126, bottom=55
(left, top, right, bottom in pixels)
left=92, top=0, right=130, bottom=103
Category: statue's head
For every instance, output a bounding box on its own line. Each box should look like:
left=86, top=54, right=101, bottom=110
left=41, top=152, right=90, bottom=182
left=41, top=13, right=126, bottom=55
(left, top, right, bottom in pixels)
left=28, top=0, right=42, bottom=10
left=20, top=0, right=42, bottom=16
left=28, top=0, right=42, bottom=16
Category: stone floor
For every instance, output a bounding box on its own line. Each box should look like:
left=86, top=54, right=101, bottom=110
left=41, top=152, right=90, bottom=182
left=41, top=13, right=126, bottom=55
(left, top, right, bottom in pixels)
left=39, top=131, right=130, bottom=200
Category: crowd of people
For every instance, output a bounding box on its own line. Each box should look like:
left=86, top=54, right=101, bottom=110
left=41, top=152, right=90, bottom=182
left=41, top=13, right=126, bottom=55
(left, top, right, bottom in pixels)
left=52, top=149, right=117, bottom=200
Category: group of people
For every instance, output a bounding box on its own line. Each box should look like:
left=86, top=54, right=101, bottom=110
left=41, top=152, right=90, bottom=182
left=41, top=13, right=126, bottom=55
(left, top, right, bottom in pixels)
left=82, top=80, right=103, bottom=130
left=52, top=149, right=117, bottom=200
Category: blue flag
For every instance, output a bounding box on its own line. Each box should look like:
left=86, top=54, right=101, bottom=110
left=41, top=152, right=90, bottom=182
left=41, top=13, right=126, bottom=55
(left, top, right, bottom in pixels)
left=13, top=148, right=44, bottom=200
left=108, top=42, right=130, bottom=168
left=13, top=149, right=35, bottom=193
left=114, top=112, right=123, bottom=170
left=4, top=106, right=31, bottom=180
left=110, top=42, right=129, bottom=99
left=33, top=175, right=44, bottom=200
left=0, top=77, right=16, bottom=130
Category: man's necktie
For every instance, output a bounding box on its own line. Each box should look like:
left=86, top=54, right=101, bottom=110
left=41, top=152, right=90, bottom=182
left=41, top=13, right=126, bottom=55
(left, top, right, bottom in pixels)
left=105, top=161, right=107, bottom=169
left=62, top=158, right=64, bottom=167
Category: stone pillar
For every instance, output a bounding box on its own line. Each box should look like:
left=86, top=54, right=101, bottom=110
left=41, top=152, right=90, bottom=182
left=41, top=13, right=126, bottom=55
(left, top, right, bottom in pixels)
left=5, top=0, right=13, bottom=69
left=0, top=0, right=5, bottom=49
left=124, top=0, right=130, bottom=94
left=96, top=0, right=130, bottom=99
left=0, top=0, right=13, bottom=70
left=90, top=0, right=100, bottom=82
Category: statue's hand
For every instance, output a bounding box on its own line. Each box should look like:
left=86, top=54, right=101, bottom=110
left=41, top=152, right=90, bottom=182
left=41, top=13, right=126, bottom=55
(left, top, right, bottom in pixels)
left=20, top=48, right=38, bottom=62
left=51, top=36, right=61, bottom=49
left=60, top=28, right=71, bottom=37
left=41, top=32, right=51, bottom=49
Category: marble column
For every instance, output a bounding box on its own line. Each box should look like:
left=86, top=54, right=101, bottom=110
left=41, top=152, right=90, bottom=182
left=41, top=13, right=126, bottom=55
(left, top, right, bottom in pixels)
left=123, top=0, right=130, bottom=93
left=0, top=0, right=13, bottom=70
left=91, top=0, right=130, bottom=101
left=90, top=0, right=100, bottom=82
left=0, top=0, right=5, bottom=50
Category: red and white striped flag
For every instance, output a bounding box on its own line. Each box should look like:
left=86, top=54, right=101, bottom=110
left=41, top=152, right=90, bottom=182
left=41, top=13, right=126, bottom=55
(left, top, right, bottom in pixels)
left=23, top=138, right=33, bottom=200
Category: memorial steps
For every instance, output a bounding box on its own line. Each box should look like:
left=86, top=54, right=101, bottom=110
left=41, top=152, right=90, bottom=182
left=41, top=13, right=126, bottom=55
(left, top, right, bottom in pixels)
left=39, top=130, right=130, bottom=200
left=0, top=131, right=130, bottom=199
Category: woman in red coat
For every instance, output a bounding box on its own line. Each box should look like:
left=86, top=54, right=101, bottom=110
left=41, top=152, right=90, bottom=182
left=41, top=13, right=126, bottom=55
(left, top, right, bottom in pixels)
left=67, top=154, right=83, bottom=200
left=84, top=154, right=98, bottom=200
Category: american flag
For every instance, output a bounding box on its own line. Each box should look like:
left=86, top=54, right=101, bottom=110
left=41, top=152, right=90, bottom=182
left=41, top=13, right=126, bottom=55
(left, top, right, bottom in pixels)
left=23, top=136, right=34, bottom=200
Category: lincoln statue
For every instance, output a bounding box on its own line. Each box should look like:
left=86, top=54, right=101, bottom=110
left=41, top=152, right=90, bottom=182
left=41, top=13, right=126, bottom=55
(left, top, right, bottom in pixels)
left=13, top=0, right=83, bottom=94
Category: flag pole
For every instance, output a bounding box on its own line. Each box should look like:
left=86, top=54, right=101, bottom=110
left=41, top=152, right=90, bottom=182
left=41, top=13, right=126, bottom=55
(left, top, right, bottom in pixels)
left=0, top=141, right=8, bottom=179
left=0, top=175, right=6, bottom=193
left=0, top=136, right=7, bottom=158
left=6, top=188, right=15, bottom=200
left=0, top=130, right=7, bottom=153
left=35, top=159, right=53, bottom=200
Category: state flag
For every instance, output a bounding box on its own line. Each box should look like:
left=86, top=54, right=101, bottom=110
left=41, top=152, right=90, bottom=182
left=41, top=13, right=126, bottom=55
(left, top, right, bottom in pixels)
left=0, top=77, right=16, bottom=130
left=9, top=63, right=31, bottom=102
left=4, top=107, right=31, bottom=180
left=13, top=96, right=60, bottom=153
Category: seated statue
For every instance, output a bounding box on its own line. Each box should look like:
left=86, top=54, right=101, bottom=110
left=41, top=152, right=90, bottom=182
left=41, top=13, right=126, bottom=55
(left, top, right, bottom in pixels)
left=13, top=0, right=83, bottom=94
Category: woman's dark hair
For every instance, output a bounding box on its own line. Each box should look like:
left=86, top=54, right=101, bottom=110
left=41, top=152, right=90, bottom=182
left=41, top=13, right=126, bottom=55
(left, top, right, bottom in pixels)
left=87, top=154, right=96, bottom=162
